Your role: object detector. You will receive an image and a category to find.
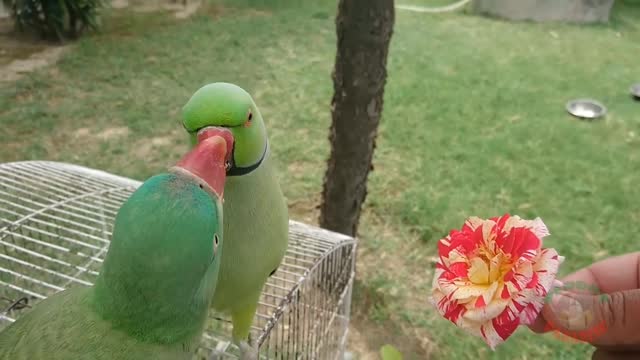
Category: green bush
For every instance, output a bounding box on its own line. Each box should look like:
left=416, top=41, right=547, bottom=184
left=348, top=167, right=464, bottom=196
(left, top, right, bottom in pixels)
left=2, top=0, right=105, bottom=41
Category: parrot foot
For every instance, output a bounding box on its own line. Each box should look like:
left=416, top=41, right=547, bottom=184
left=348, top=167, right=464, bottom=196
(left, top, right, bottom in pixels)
left=238, top=334, right=259, bottom=360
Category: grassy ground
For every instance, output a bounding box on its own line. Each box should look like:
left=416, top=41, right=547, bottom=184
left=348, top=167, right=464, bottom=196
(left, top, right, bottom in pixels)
left=2, top=0, right=640, bottom=359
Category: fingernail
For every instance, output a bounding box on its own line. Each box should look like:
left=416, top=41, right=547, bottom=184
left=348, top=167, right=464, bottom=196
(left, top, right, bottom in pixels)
left=551, top=293, right=589, bottom=331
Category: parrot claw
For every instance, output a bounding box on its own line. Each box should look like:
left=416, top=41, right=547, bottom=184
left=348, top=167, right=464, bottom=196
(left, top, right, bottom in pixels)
left=238, top=334, right=259, bottom=360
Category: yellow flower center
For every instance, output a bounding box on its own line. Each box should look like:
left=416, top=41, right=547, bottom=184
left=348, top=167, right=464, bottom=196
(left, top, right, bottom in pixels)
left=468, top=248, right=513, bottom=286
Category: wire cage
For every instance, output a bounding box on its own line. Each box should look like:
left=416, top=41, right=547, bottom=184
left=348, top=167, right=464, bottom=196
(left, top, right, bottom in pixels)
left=0, top=161, right=357, bottom=360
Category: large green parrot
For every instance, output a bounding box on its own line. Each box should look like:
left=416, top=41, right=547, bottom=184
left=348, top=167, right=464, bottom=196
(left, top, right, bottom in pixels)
left=0, top=133, right=233, bottom=359
left=182, top=82, right=289, bottom=359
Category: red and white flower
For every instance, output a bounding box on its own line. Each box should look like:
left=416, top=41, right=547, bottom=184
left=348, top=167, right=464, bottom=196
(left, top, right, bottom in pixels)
left=429, top=214, right=564, bottom=349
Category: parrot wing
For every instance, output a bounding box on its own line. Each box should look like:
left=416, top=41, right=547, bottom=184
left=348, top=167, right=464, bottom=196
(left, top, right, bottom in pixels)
left=0, top=286, right=192, bottom=360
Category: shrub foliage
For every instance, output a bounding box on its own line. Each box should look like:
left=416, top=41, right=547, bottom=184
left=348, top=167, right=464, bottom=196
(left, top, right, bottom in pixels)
left=2, top=0, right=104, bottom=41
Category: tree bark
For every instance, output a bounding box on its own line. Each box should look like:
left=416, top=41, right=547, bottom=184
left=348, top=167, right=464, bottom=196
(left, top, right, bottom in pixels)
left=319, top=0, right=395, bottom=237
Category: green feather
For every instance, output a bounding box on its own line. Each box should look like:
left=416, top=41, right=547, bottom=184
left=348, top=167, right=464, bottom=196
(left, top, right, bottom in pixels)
left=0, top=173, right=223, bottom=359
left=214, top=153, right=289, bottom=342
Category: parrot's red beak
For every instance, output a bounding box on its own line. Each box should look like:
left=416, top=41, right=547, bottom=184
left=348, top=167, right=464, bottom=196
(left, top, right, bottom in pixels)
left=196, top=127, right=234, bottom=156
left=174, top=129, right=234, bottom=198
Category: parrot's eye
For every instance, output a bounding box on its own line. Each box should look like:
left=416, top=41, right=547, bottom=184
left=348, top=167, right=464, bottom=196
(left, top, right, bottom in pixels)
left=213, top=234, right=220, bottom=248
left=244, top=110, right=253, bottom=128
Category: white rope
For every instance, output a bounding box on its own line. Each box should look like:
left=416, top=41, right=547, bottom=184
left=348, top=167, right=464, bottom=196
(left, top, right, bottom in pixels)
left=396, top=0, right=472, bottom=13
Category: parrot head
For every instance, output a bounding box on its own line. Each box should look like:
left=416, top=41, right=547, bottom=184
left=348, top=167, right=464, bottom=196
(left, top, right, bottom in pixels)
left=181, top=82, right=268, bottom=175
left=92, top=132, right=234, bottom=341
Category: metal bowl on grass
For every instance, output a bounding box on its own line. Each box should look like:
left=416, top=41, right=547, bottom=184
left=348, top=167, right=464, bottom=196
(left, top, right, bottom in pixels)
left=631, top=83, right=640, bottom=100
left=566, top=99, right=607, bottom=120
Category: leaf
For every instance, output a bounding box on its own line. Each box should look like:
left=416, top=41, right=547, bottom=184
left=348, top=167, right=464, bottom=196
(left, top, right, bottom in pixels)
left=380, top=344, right=403, bottom=360
left=3, top=0, right=104, bottom=40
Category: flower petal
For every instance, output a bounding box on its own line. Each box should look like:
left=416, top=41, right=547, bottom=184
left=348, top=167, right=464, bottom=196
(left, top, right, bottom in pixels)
left=463, top=216, right=484, bottom=231
left=463, top=297, right=509, bottom=322
left=432, top=267, right=445, bottom=287
left=457, top=317, right=483, bottom=341
left=493, top=304, right=520, bottom=340
left=500, top=228, right=536, bottom=263
left=533, top=248, right=563, bottom=292
left=480, top=323, right=505, bottom=350
left=488, top=254, right=502, bottom=283
left=451, top=284, right=490, bottom=300
left=468, top=257, right=490, bottom=284
left=449, top=261, right=469, bottom=278
left=481, top=221, right=498, bottom=253
left=494, top=213, right=511, bottom=229
left=443, top=300, right=466, bottom=323
left=516, top=289, right=544, bottom=325
left=477, top=281, right=499, bottom=307
left=527, top=217, right=550, bottom=240
left=447, top=231, right=477, bottom=257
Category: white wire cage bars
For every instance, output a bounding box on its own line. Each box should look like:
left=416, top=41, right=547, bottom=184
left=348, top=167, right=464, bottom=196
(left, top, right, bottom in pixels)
left=0, top=161, right=357, bottom=360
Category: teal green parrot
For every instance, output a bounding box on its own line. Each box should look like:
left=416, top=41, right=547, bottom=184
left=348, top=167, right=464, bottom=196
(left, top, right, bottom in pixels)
left=182, top=82, right=289, bottom=359
left=0, top=133, right=233, bottom=359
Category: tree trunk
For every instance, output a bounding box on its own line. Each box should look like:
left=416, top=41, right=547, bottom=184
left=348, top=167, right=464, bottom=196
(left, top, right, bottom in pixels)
left=319, top=0, right=395, bottom=237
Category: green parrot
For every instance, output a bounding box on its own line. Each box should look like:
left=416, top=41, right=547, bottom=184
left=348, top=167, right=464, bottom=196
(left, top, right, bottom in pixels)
left=0, top=133, right=234, bottom=360
left=182, top=82, right=289, bottom=359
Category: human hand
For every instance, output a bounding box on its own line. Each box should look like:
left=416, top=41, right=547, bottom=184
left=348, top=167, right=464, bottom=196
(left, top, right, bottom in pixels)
left=529, top=252, right=640, bottom=359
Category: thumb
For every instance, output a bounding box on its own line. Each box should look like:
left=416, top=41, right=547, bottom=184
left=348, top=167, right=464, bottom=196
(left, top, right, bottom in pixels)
left=542, top=289, right=640, bottom=347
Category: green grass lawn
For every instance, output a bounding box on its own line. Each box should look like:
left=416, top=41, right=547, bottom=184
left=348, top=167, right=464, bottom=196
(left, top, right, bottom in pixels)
left=2, top=0, right=640, bottom=359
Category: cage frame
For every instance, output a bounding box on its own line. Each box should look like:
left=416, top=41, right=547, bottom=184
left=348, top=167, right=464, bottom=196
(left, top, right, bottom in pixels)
left=0, top=160, right=357, bottom=360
